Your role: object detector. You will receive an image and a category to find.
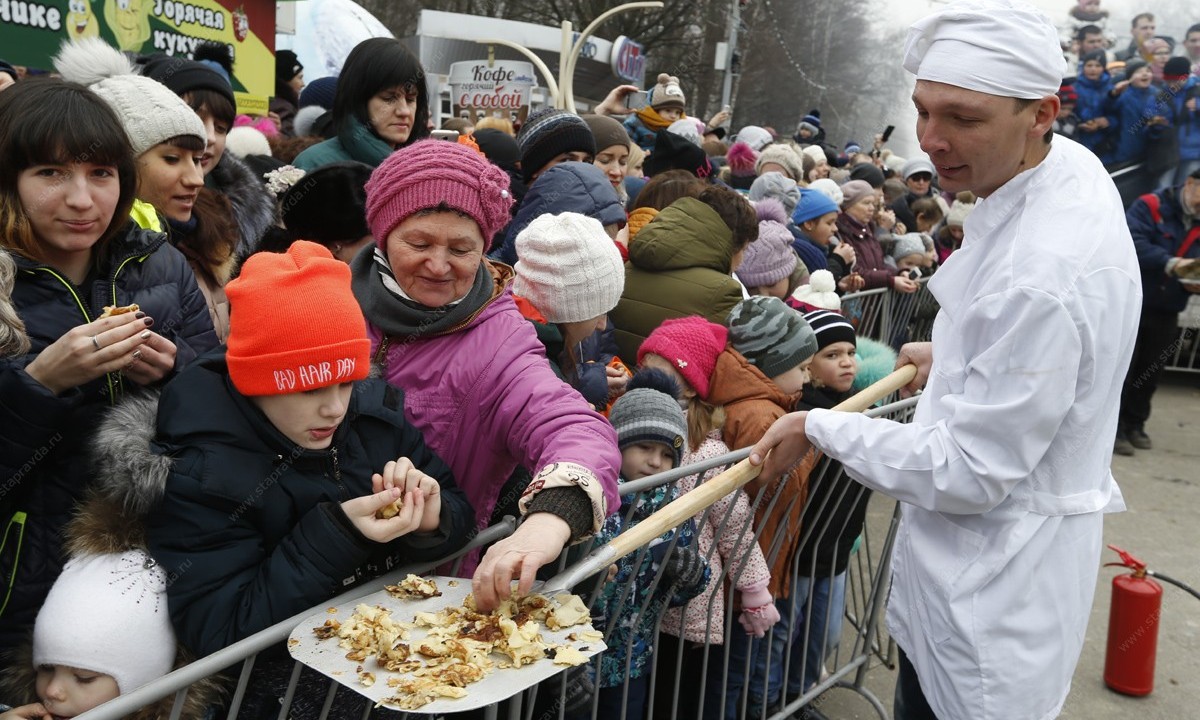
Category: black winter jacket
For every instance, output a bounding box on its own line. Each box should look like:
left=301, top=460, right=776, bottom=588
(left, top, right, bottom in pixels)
left=0, top=224, right=217, bottom=654
left=1126, top=187, right=1200, bottom=313
left=794, top=384, right=873, bottom=579
left=144, top=350, right=472, bottom=657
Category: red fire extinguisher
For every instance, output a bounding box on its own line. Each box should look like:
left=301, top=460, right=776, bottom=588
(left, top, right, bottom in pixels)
left=1103, top=545, right=1162, bottom=696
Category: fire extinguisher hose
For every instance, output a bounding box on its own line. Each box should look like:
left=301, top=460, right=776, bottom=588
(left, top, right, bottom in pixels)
left=1146, top=570, right=1200, bottom=602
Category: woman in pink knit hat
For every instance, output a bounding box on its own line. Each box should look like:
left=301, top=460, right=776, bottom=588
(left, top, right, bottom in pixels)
left=351, top=139, right=621, bottom=611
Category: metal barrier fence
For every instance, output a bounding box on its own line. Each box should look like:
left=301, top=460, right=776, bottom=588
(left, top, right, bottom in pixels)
left=73, top=396, right=919, bottom=720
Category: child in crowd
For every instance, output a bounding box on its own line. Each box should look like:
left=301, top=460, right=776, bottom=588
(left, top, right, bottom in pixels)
left=789, top=270, right=843, bottom=314
left=934, top=192, right=975, bottom=264
left=712, top=297, right=819, bottom=719
left=1109, top=59, right=1167, bottom=166
left=888, top=232, right=936, bottom=278
left=740, top=199, right=800, bottom=299
left=908, top=197, right=944, bottom=235
left=581, top=369, right=709, bottom=720
left=0, top=551, right=177, bottom=720
left=144, top=243, right=472, bottom=683
left=512, top=212, right=630, bottom=412
left=768, top=310, right=897, bottom=711
left=1074, top=49, right=1117, bottom=156
left=792, top=189, right=863, bottom=293
left=637, top=317, right=777, bottom=720
left=624, top=73, right=688, bottom=152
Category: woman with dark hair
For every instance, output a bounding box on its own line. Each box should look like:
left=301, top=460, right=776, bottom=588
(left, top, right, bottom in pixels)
left=293, top=38, right=431, bottom=171
left=610, top=184, right=759, bottom=360
left=270, top=49, right=303, bottom=136
left=140, top=55, right=278, bottom=340
left=0, top=75, right=217, bottom=655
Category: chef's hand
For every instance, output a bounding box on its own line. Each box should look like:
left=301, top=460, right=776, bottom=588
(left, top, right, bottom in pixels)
left=747, top=411, right=810, bottom=482
left=896, top=342, right=933, bottom=397
left=473, top=512, right=571, bottom=612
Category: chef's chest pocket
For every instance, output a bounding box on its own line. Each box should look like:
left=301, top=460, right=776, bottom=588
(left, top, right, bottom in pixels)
left=928, top=315, right=967, bottom=404
left=902, top=508, right=986, bottom=646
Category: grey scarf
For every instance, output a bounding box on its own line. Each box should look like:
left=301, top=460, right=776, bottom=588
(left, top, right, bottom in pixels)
left=351, top=246, right=494, bottom=340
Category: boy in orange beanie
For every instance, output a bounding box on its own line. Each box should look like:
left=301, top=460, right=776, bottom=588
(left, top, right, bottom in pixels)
left=144, top=241, right=473, bottom=680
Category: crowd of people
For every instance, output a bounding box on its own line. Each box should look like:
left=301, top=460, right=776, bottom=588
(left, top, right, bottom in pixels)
left=0, top=1, right=1196, bottom=719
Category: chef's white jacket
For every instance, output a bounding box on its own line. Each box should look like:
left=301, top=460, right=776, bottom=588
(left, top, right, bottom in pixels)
left=805, top=137, right=1142, bottom=720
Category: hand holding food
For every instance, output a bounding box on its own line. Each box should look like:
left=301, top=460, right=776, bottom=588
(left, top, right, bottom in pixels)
left=372, top=458, right=441, bottom=531
left=24, top=310, right=153, bottom=395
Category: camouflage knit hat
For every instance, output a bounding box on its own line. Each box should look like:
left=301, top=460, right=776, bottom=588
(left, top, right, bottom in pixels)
left=727, top=296, right=817, bottom=379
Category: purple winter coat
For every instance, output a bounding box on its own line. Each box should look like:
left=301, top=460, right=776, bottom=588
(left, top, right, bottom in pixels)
left=369, top=270, right=621, bottom=572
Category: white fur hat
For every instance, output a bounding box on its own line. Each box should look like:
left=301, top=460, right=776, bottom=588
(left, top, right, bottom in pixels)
left=808, top=178, right=844, bottom=206
left=513, top=212, right=625, bottom=324
left=53, top=39, right=205, bottom=157
left=790, top=269, right=841, bottom=311
left=34, top=550, right=176, bottom=694
left=225, top=126, right=272, bottom=158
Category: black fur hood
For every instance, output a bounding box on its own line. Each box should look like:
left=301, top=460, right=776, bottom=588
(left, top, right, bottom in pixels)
left=206, top=152, right=277, bottom=257
left=65, top=390, right=171, bottom=556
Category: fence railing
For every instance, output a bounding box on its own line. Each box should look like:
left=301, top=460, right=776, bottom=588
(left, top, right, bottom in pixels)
left=74, top=395, right=919, bottom=720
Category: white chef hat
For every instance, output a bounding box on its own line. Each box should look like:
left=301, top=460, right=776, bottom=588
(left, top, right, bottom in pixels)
left=902, top=0, right=1066, bottom=100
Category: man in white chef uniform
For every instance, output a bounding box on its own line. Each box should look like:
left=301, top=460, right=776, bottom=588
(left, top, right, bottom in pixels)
left=750, top=1, right=1142, bottom=719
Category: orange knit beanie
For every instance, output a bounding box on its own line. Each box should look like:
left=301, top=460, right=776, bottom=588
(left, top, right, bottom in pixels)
left=226, top=241, right=370, bottom=396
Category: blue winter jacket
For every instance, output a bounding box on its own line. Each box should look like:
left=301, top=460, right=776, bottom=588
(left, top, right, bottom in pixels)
left=1111, top=85, right=1167, bottom=165
left=1126, top=187, right=1200, bottom=313
left=490, top=162, right=626, bottom=267
left=1074, top=71, right=1117, bottom=155
left=1168, top=77, right=1200, bottom=163
left=0, top=224, right=217, bottom=654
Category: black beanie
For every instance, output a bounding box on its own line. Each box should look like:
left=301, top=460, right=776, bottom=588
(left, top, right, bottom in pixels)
left=275, top=50, right=302, bottom=83
left=644, top=129, right=713, bottom=180
left=142, top=55, right=235, bottom=111
left=281, top=162, right=372, bottom=245
left=516, top=108, right=596, bottom=183
left=849, top=162, right=886, bottom=189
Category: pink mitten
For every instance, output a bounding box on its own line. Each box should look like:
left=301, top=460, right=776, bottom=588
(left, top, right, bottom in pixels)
left=737, top=585, right=781, bottom=637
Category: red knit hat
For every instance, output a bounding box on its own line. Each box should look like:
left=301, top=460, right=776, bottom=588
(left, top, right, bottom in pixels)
left=638, top=316, right=728, bottom=400
left=225, top=241, right=370, bottom=396
left=366, top=139, right=514, bottom=249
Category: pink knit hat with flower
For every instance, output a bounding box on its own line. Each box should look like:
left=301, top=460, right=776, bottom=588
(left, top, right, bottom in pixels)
left=366, top=139, right=514, bottom=249
left=638, top=316, right=728, bottom=400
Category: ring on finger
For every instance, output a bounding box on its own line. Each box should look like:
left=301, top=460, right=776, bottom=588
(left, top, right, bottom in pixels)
left=91, top=335, right=101, bottom=351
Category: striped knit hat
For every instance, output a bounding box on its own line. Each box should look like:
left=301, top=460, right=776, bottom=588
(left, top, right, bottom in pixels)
left=608, top=368, right=687, bottom=467
left=517, top=108, right=596, bottom=183
left=803, top=309, right=857, bottom=350
left=727, top=296, right=817, bottom=379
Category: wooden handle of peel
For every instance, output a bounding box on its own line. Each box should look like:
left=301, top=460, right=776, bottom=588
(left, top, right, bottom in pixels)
left=602, top=364, right=918, bottom=564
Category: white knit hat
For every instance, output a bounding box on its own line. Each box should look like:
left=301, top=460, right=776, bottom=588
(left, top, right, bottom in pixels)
left=666, top=118, right=704, bottom=147
left=34, top=550, right=176, bottom=694
left=808, top=178, right=843, bottom=206
left=790, top=269, right=841, bottom=311
left=513, top=212, right=625, bottom=324
left=53, top=39, right=206, bottom=157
